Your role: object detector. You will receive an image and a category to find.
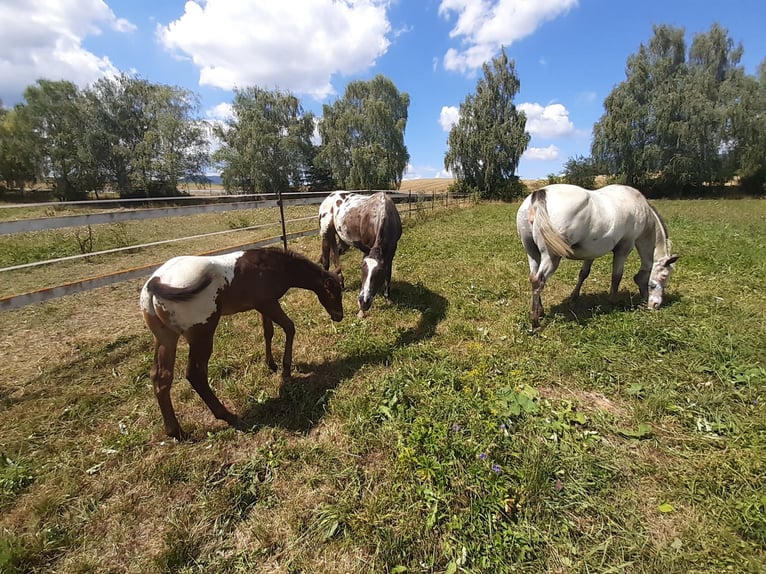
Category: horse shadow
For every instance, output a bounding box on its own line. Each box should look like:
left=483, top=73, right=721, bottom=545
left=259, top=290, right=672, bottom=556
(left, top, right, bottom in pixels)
left=548, top=290, right=681, bottom=325
left=238, top=281, right=449, bottom=433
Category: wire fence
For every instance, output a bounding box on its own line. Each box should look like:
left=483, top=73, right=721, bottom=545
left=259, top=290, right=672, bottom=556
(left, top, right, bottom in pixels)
left=0, top=189, right=471, bottom=311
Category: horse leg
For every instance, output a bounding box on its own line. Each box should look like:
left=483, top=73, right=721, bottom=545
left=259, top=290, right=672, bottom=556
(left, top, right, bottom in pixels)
left=530, top=253, right=561, bottom=328
left=383, top=260, right=393, bottom=299
left=144, top=313, right=184, bottom=438
left=261, top=313, right=278, bottom=372
left=609, top=242, right=633, bottom=302
left=633, top=236, right=654, bottom=301
left=150, top=334, right=183, bottom=439
left=570, top=259, right=593, bottom=300
left=261, top=302, right=295, bottom=380
left=320, top=231, right=335, bottom=271
left=185, top=320, right=240, bottom=428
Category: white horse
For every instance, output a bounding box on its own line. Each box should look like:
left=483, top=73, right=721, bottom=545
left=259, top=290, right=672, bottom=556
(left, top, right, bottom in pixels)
left=516, top=184, right=678, bottom=328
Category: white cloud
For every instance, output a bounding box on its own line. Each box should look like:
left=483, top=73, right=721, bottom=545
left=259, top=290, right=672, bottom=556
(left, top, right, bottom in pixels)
left=0, top=0, right=134, bottom=105
left=518, top=102, right=574, bottom=139
left=438, top=0, right=577, bottom=72
left=158, top=0, right=393, bottom=100
left=206, top=102, right=234, bottom=122
left=524, top=145, right=560, bottom=161
left=439, top=106, right=460, bottom=131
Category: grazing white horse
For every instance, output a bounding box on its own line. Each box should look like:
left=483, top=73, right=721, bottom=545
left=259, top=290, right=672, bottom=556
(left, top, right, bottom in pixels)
left=516, top=184, right=678, bottom=328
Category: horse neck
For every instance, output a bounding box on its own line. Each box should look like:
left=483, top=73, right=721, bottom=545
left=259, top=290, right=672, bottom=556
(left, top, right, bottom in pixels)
left=285, top=255, right=324, bottom=293
left=649, top=206, right=671, bottom=262
left=368, top=244, right=383, bottom=261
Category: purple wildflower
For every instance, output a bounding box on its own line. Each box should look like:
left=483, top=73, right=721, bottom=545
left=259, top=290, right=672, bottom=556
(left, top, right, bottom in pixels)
left=478, top=453, right=488, bottom=461
left=492, top=464, right=502, bottom=473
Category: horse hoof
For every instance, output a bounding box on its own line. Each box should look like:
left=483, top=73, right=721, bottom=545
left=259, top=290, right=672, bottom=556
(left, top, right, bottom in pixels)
left=166, top=427, right=190, bottom=441
left=267, top=361, right=278, bottom=373
left=228, top=416, right=248, bottom=431
left=357, top=309, right=365, bottom=319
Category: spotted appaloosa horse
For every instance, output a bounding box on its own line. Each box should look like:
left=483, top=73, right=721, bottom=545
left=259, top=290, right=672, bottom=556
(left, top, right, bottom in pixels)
left=516, top=184, right=678, bottom=328
left=319, top=191, right=403, bottom=317
left=140, top=248, right=343, bottom=439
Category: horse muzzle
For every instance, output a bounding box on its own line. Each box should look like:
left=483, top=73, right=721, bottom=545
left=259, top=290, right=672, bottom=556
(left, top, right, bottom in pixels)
left=358, top=294, right=373, bottom=313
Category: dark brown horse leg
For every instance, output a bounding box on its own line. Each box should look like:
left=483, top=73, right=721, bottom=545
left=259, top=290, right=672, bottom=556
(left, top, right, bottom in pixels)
left=185, top=321, right=239, bottom=428
left=261, top=302, right=295, bottom=380
left=261, top=313, right=278, bottom=372
left=320, top=232, right=334, bottom=271
left=383, top=261, right=393, bottom=299
left=145, top=315, right=183, bottom=439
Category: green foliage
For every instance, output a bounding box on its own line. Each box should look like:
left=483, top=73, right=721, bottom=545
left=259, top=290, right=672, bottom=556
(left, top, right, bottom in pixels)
left=0, top=454, right=34, bottom=504
left=5, top=76, right=209, bottom=199
left=444, top=48, right=530, bottom=200
left=214, top=86, right=315, bottom=194
left=592, top=23, right=766, bottom=195
left=0, top=108, right=37, bottom=192
left=317, top=74, right=410, bottom=190
left=562, top=154, right=599, bottom=188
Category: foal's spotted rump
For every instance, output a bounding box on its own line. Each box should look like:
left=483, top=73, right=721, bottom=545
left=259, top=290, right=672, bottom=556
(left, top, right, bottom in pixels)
left=141, top=248, right=344, bottom=439
left=140, top=251, right=242, bottom=332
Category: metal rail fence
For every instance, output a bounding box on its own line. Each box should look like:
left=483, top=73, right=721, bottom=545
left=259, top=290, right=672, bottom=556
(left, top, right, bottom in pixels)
left=0, top=189, right=469, bottom=311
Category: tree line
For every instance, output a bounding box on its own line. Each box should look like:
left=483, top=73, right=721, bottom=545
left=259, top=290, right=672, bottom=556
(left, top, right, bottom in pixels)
left=0, top=22, right=763, bottom=200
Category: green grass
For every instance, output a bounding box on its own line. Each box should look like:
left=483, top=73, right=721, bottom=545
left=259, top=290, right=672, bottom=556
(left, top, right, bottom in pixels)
left=0, top=198, right=764, bottom=573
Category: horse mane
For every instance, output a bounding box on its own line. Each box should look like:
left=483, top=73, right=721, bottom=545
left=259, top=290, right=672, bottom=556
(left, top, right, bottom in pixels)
left=647, top=202, right=672, bottom=257
left=253, top=247, right=332, bottom=277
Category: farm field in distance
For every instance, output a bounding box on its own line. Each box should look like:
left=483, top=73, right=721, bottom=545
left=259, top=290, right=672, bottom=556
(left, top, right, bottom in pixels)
left=1, top=197, right=764, bottom=573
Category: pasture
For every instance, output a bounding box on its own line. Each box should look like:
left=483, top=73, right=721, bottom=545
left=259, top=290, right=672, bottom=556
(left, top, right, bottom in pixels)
left=1, top=198, right=764, bottom=573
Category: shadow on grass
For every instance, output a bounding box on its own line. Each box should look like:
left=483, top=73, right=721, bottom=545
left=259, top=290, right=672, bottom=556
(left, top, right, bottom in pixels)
left=239, top=281, right=449, bottom=433
left=547, top=290, right=681, bottom=325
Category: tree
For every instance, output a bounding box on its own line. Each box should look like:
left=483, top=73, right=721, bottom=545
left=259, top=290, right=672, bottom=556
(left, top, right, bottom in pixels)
left=733, top=59, right=766, bottom=192
left=562, top=155, right=598, bottom=188
left=80, top=76, right=210, bottom=197
left=213, top=87, right=315, bottom=194
left=318, top=75, right=410, bottom=190
left=20, top=80, right=89, bottom=200
left=444, top=48, right=529, bottom=200
left=592, top=23, right=761, bottom=195
left=0, top=106, right=38, bottom=192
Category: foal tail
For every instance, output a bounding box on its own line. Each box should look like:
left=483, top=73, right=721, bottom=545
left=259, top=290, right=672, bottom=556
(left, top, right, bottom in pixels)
left=530, top=189, right=574, bottom=258
left=146, top=273, right=214, bottom=302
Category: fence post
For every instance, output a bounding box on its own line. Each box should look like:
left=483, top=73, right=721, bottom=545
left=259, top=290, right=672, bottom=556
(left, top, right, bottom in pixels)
left=409, top=190, right=412, bottom=218
left=276, top=189, right=288, bottom=251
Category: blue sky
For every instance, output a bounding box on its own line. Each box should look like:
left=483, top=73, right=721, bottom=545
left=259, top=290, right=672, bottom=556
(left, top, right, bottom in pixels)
left=1, top=0, right=764, bottom=180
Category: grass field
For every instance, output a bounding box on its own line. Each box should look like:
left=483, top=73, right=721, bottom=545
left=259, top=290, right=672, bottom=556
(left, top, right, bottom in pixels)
left=1, top=198, right=764, bottom=573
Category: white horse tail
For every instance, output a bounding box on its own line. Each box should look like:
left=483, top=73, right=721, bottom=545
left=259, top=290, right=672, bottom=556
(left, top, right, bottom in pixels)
left=530, top=189, right=574, bottom=258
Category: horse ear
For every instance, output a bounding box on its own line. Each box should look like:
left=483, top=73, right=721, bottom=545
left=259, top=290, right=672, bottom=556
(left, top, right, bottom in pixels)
left=333, top=269, right=345, bottom=289
left=665, top=254, right=679, bottom=267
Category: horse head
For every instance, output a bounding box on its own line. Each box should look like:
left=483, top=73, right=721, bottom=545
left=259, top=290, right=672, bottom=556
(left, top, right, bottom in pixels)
left=358, top=250, right=386, bottom=314
left=318, top=270, right=345, bottom=322
left=647, top=254, right=679, bottom=309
